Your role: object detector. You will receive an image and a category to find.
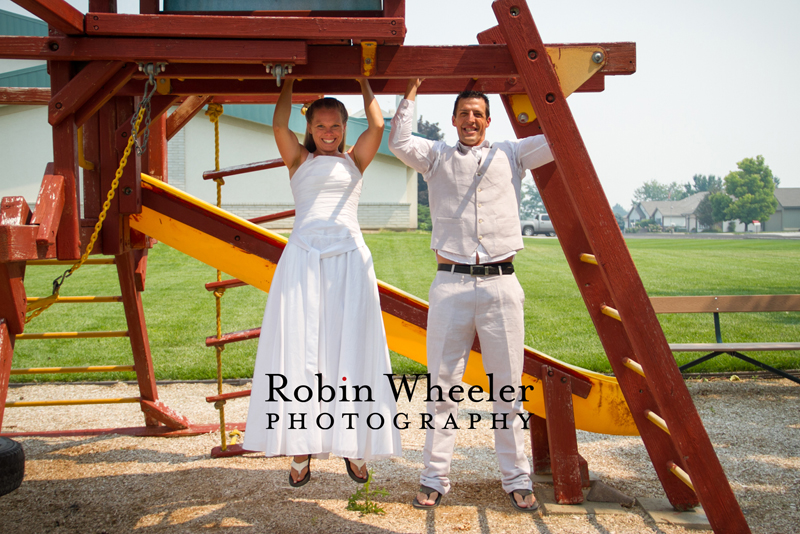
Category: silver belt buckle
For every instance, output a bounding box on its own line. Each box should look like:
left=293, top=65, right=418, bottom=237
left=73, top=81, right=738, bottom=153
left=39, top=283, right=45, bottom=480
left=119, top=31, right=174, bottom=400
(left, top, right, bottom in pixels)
left=469, top=265, right=486, bottom=276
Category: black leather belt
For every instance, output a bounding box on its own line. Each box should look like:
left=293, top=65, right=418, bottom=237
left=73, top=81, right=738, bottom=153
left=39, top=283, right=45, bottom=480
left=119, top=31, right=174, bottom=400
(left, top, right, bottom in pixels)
left=437, top=262, right=514, bottom=276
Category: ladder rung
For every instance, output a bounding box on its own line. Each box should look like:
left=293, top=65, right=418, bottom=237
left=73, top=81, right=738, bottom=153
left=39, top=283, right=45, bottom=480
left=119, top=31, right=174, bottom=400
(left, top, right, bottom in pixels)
left=27, top=258, right=115, bottom=266
left=10, top=365, right=135, bottom=375
left=205, top=279, right=248, bottom=291
left=249, top=209, right=296, bottom=225
left=206, top=328, right=261, bottom=347
left=5, top=397, right=140, bottom=408
left=667, top=461, right=695, bottom=492
left=27, top=296, right=123, bottom=304
left=645, top=409, right=670, bottom=435
left=579, top=253, right=598, bottom=265
left=622, top=357, right=645, bottom=377
left=206, top=389, right=252, bottom=403
left=15, top=331, right=129, bottom=339
left=600, top=305, right=621, bottom=321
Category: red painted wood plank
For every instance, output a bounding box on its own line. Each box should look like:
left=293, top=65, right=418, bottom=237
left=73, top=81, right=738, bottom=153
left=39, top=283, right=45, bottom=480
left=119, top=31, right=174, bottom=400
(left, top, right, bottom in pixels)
left=0, top=261, right=27, bottom=337
left=0, top=36, right=307, bottom=64
left=0, top=320, right=15, bottom=429
left=116, top=249, right=159, bottom=426
left=133, top=248, right=147, bottom=292
left=203, top=158, right=285, bottom=181
left=480, top=21, right=700, bottom=514
left=31, top=173, right=66, bottom=247
left=0, top=87, right=51, bottom=104
left=492, top=2, right=748, bottom=531
left=12, top=0, right=84, bottom=35
left=49, top=60, right=123, bottom=125
left=1, top=422, right=246, bottom=438
left=166, top=95, right=212, bottom=141
left=205, top=279, right=248, bottom=291
left=249, top=210, right=296, bottom=225
left=205, top=390, right=251, bottom=403
left=0, top=197, right=38, bottom=263
left=114, top=97, right=141, bottom=216
left=98, top=99, right=122, bottom=256
left=81, top=112, right=102, bottom=219
left=529, top=412, right=551, bottom=475
left=138, top=0, right=158, bottom=14
left=140, top=399, right=190, bottom=430
left=74, top=62, right=138, bottom=127
left=88, top=0, right=116, bottom=12
left=146, top=112, right=169, bottom=182
left=84, top=13, right=404, bottom=42
left=205, top=328, right=261, bottom=348
left=383, top=0, right=404, bottom=18
left=542, top=365, right=583, bottom=504
left=49, top=62, right=81, bottom=261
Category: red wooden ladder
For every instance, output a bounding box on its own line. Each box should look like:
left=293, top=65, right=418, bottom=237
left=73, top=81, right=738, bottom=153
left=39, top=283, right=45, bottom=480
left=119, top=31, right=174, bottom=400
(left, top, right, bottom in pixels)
left=479, top=2, right=750, bottom=533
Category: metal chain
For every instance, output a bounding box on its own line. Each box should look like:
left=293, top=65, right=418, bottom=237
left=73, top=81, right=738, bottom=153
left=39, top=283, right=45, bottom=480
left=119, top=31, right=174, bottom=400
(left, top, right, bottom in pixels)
left=26, top=73, right=157, bottom=325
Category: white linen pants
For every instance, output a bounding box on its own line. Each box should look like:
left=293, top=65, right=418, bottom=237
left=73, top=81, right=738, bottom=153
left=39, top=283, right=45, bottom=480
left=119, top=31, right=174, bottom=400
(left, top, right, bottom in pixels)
left=421, top=270, right=532, bottom=495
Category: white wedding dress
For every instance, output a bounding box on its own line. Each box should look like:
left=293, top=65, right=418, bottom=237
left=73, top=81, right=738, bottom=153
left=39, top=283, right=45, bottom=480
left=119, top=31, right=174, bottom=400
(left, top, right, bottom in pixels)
left=243, top=152, right=402, bottom=461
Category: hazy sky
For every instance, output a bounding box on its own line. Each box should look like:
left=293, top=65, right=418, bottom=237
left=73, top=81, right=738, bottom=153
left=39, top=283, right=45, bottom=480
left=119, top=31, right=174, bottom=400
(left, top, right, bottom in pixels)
left=2, top=0, right=798, bottom=209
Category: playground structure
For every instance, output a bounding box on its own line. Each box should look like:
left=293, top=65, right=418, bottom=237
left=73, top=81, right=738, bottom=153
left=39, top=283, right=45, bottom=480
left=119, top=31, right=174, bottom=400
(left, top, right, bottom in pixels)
left=0, top=1, right=751, bottom=532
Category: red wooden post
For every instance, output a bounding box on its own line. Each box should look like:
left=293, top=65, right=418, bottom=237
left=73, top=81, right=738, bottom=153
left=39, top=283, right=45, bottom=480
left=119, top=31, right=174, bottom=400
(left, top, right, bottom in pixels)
left=0, top=197, right=38, bottom=263
left=529, top=412, right=551, bottom=474
left=82, top=112, right=102, bottom=222
left=542, top=365, right=583, bottom=504
left=0, top=319, right=15, bottom=430
left=115, top=249, right=158, bottom=425
left=49, top=61, right=82, bottom=261
left=0, top=261, right=27, bottom=338
left=98, top=99, right=122, bottom=255
left=49, top=60, right=124, bottom=125
left=146, top=113, right=168, bottom=182
left=31, top=173, right=66, bottom=248
left=115, top=97, right=142, bottom=216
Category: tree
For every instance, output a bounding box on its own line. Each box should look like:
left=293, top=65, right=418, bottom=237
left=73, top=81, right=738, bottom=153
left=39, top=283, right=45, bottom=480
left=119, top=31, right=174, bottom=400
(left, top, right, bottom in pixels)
left=519, top=177, right=545, bottom=219
left=696, top=192, right=731, bottom=229
left=612, top=204, right=626, bottom=230
left=632, top=180, right=687, bottom=203
left=415, top=116, right=444, bottom=210
left=684, top=174, right=724, bottom=195
left=723, top=155, right=778, bottom=232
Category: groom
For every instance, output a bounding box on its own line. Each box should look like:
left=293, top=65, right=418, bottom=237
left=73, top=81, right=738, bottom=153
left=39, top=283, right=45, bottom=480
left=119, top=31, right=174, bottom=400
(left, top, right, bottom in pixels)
left=389, top=79, right=554, bottom=512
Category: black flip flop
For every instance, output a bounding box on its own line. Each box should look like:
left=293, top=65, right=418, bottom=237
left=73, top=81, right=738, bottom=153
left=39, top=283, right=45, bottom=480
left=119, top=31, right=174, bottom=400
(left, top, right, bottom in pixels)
left=344, top=458, right=368, bottom=484
left=412, top=485, right=443, bottom=509
left=289, top=455, right=311, bottom=487
left=508, top=489, right=539, bottom=512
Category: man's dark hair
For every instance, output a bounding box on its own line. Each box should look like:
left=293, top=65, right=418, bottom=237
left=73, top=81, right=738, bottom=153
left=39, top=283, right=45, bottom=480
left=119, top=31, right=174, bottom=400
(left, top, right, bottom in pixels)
left=452, top=91, right=490, bottom=118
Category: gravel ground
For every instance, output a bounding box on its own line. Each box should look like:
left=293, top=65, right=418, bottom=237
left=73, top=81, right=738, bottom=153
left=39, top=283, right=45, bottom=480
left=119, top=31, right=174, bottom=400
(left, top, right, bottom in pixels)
left=1, top=377, right=798, bottom=534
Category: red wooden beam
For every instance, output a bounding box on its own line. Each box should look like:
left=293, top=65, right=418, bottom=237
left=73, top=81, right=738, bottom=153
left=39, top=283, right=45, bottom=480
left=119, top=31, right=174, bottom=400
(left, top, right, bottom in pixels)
left=85, top=13, right=405, bottom=43
left=0, top=260, right=27, bottom=337
left=49, top=60, right=123, bottom=125
left=74, top=62, right=138, bottom=127
left=542, top=365, right=583, bottom=504
left=202, top=158, right=285, bottom=181
left=166, top=95, right=212, bottom=141
left=0, top=87, right=51, bottom=104
left=0, top=36, right=307, bottom=64
left=0, top=320, right=16, bottom=429
left=0, top=198, right=38, bottom=263
left=49, top=62, right=82, bottom=261
left=11, top=0, right=84, bottom=35
left=205, top=390, right=251, bottom=403
left=31, top=173, right=66, bottom=247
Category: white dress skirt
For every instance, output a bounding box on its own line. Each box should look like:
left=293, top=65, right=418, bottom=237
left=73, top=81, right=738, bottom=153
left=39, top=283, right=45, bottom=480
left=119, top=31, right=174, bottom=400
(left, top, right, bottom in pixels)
left=243, top=152, right=402, bottom=461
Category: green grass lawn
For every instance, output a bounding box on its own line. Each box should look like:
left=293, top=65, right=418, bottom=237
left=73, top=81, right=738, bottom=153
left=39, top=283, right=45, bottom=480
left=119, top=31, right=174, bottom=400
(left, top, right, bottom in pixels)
left=10, top=235, right=800, bottom=382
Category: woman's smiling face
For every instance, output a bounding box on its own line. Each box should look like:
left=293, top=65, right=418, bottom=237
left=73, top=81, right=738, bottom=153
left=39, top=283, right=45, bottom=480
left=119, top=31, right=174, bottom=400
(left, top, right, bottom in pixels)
left=309, top=108, right=345, bottom=155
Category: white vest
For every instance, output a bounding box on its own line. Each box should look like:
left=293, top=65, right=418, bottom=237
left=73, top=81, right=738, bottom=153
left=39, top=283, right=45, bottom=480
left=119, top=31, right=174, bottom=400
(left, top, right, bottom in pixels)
left=428, top=144, right=524, bottom=258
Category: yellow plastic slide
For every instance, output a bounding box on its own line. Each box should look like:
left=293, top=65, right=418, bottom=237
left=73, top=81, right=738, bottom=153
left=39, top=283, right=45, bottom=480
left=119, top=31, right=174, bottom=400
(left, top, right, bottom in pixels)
left=130, top=174, right=637, bottom=436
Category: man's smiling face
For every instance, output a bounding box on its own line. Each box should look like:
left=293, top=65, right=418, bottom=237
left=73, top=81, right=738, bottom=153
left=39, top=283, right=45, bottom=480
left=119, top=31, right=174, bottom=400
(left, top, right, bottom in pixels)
left=452, top=97, right=491, bottom=147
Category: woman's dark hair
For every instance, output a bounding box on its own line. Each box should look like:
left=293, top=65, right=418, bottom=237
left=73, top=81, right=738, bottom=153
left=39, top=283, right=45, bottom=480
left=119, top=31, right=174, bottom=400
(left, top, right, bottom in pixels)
left=452, top=91, right=490, bottom=118
left=303, top=97, right=349, bottom=153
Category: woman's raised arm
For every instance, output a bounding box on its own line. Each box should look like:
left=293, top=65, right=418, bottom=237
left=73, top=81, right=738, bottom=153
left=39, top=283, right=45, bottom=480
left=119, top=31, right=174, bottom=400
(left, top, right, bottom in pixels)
left=272, top=79, right=307, bottom=177
left=349, top=79, right=384, bottom=175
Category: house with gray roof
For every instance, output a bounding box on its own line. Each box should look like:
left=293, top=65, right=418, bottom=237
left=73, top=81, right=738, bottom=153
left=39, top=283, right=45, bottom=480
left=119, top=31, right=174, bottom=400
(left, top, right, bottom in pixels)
left=625, top=192, right=709, bottom=231
left=763, top=188, right=800, bottom=231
